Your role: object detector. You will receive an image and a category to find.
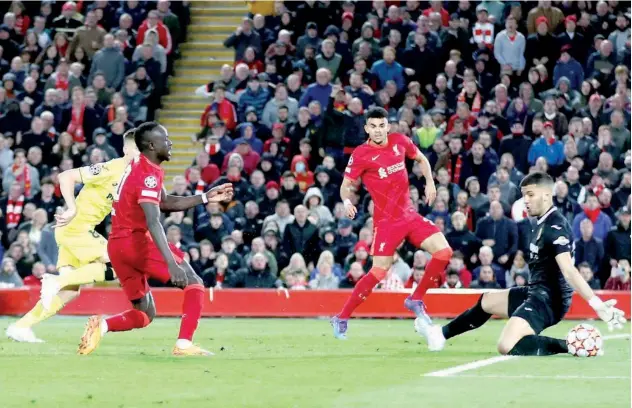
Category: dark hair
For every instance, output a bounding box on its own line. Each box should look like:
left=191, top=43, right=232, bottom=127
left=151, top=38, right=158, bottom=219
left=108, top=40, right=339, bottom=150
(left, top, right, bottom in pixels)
left=578, top=262, right=592, bottom=271
left=519, top=171, right=554, bottom=188
left=452, top=250, right=464, bottom=260
left=41, top=176, right=54, bottom=186
left=134, top=121, right=161, bottom=151
left=14, top=148, right=26, bottom=157
left=365, top=106, right=388, bottom=120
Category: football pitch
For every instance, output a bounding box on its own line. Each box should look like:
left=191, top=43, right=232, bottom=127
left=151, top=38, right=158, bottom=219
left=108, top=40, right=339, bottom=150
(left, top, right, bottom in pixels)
left=1, top=317, right=630, bottom=408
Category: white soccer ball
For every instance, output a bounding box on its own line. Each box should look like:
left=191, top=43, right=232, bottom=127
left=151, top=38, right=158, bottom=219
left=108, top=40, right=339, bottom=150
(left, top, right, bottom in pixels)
left=566, top=323, right=603, bottom=357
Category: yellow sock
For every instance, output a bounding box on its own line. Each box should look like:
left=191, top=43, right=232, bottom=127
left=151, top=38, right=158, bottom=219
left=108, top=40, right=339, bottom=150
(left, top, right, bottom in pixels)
left=57, top=262, right=106, bottom=288
left=14, top=295, right=65, bottom=329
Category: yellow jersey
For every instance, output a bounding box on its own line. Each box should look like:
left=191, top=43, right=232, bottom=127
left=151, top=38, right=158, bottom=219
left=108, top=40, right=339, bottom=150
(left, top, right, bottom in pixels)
left=65, top=158, right=128, bottom=232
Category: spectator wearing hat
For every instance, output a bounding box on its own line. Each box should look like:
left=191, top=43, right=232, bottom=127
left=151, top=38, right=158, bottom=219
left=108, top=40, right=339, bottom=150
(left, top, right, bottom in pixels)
left=335, top=217, right=358, bottom=262
left=528, top=120, right=564, bottom=167
left=526, top=1, right=565, bottom=35
left=234, top=123, right=264, bottom=156
left=236, top=75, right=269, bottom=123
left=258, top=180, right=280, bottom=217
left=352, top=22, right=380, bottom=58
left=472, top=5, right=494, bottom=50
left=296, top=22, right=322, bottom=59
left=557, top=15, right=588, bottom=64
left=51, top=2, right=83, bottom=39
left=494, top=15, right=526, bottom=75
left=526, top=15, right=558, bottom=73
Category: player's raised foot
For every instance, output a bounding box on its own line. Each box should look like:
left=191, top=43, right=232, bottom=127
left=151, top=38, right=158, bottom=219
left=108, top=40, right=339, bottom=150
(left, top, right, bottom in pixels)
left=40, top=274, right=62, bottom=311
left=77, top=315, right=104, bottom=355
left=172, top=343, right=214, bottom=356
left=330, top=315, right=348, bottom=340
left=404, top=296, right=433, bottom=324
left=5, top=324, right=44, bottom=343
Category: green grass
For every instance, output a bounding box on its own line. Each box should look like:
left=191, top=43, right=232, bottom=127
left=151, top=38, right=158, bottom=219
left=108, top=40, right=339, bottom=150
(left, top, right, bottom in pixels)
left=1, top=317, right=629, bottom=408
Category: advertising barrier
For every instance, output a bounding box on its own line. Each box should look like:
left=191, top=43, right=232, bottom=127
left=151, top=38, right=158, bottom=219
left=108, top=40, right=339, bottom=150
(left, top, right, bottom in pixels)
left=0, top=287, right=629, bottom=319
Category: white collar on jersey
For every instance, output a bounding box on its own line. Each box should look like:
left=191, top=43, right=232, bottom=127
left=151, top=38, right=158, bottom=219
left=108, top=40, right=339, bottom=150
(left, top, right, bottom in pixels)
left=536, top=206, right=557, bottom=225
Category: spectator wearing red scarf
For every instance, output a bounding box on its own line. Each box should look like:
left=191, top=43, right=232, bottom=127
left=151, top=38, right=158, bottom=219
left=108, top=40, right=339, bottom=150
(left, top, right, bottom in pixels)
left=572, top=194, right=613, bottom=241
left=200, top=86, right=237, bottom=131
left=11, top=1, right=30, bottom=37
left=137, top=10, right=173, bottom=55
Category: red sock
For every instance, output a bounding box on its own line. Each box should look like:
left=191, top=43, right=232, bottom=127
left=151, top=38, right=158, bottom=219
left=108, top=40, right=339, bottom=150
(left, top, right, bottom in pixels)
left=411, top=248, right=452, bottom=301
left=178, top=284, right=205, bottom=341
left=339, top=269, right=382, bottom=319
left=106, top=309, right=150, bottom=332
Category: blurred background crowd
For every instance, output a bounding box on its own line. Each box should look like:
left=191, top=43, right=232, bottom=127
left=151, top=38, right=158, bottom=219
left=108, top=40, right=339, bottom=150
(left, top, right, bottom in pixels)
left=0, top=1, right=630, bottom=294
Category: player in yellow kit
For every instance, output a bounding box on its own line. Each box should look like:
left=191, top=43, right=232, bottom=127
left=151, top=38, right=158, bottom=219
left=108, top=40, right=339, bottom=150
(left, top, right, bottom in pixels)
left=6, top=131, right=139, bottom=343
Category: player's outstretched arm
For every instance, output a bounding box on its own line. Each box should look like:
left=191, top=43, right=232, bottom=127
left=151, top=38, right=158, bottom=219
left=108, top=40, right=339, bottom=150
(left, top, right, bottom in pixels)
left=556, top=252, right=627, bottom=331
left=159, top=184, right=234, bottom=211
left=140, top=201, right=187, bottom=287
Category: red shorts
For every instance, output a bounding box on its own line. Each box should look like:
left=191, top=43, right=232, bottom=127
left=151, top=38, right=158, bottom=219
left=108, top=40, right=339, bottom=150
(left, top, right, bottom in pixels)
left=108, top=232, right=185, bottom=301
left=370, top=213, right=440, bottom=256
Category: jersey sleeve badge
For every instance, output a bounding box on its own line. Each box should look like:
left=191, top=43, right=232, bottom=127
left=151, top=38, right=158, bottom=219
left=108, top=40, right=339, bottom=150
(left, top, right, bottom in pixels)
left=89, top=164, right=102, bottom=175
left=144, top=176, right=158, bottom=188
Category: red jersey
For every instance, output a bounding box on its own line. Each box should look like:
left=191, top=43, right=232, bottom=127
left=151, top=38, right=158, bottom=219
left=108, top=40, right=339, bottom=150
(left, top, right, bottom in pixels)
left=345, top=133, right=420, bottom=223
left=110, top=154, right=164, bottom=238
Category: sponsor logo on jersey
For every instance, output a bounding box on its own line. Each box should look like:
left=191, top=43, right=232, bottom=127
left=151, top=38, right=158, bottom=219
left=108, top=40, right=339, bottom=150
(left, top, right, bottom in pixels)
left=553, top=236, right=570, bottom=246
left=89, top=164, right=102, bottom=175
left=144, top=176, right=158, bottom=188
left=378, top=162, right=405, bottom=179
left=378, top=167, right=387, bottom=179
left=551, top=225, right=562, bottom=230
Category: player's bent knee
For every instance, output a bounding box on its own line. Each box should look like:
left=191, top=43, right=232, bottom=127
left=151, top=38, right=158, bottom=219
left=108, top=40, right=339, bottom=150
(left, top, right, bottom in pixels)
left=497, top=339, right=515, bottom=355
left=432, top=246, right=453, bottom=261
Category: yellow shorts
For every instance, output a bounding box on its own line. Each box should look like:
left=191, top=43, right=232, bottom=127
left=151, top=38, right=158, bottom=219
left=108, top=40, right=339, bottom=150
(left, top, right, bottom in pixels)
left=55, top=227, right=108, bottom=269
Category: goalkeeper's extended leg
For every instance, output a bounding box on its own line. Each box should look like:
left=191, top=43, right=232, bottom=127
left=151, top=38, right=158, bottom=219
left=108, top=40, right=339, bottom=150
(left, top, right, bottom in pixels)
left=497, top=316, right=568, bottom=356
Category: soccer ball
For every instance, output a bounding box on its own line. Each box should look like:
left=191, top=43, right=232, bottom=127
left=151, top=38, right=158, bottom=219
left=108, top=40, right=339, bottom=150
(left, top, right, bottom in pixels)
left=566, top=324, right=603, bottom=357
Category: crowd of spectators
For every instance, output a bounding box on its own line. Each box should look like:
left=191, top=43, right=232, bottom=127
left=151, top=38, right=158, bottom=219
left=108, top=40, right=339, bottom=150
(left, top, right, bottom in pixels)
left=0, top=1, right=630, bottom=295
left=0, top=0, right=190, bottom=287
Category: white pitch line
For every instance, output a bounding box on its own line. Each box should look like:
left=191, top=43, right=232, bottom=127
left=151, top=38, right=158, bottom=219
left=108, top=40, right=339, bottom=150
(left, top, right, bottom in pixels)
left=424, top=333, right=630, bottom=378
left=446, top=374, right=630, bottom=380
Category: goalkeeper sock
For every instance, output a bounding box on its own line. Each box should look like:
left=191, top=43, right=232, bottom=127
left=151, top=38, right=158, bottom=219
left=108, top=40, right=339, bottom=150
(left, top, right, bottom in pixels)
left=508, top=335, right=568, bottom=356
left=410, top=247, right=452, bottom=301
left=56, top=262, right=106, bottom=288
left=178, top=284, right=205, bottom=341
left=105, top=309, right=150, bottom=332
left=14, top=295, right=65, bottom=328
left=442, top=295, right=491, bottom=340
left=339, top=269, right=382, bottom=319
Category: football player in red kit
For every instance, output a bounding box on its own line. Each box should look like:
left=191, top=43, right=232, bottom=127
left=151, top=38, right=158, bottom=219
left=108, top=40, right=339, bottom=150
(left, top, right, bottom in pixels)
left=331, top=107, right=453, bottom=346
left=78, top=122, right=233, bottom=356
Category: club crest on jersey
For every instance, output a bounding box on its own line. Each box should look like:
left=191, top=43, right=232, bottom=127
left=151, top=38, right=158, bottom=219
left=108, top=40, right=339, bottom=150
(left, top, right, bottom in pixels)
left=144, top=176, right=158, bottom=188
left=379, top=242, right=385, bottom=252
left=89, top=164, right=102, bottom=175
left=392, top=145, right=401, bottom=156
